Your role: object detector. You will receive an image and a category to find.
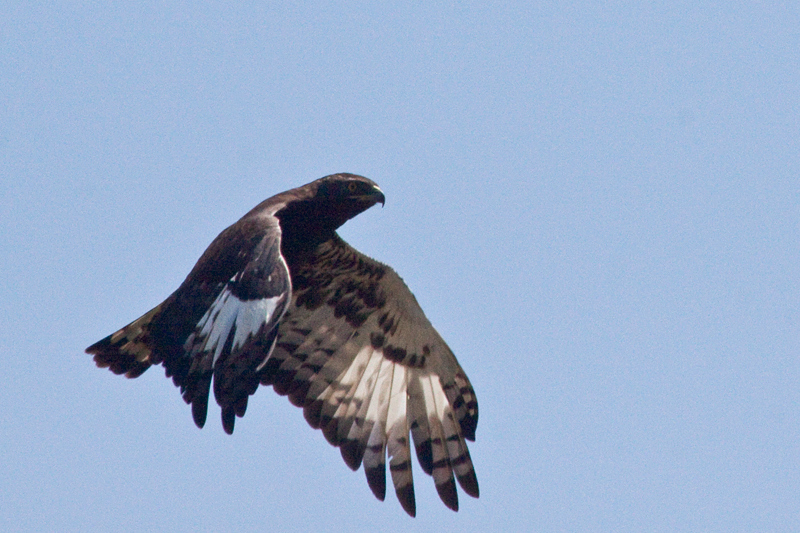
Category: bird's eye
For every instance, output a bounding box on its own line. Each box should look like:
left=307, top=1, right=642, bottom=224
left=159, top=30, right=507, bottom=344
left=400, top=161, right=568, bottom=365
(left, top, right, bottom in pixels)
left=348, top=182, right=358, bottom=193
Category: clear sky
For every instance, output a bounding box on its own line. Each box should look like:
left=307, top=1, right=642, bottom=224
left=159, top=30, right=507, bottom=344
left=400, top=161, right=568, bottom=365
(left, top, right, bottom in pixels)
left=2, top=2, right=799, bottom=531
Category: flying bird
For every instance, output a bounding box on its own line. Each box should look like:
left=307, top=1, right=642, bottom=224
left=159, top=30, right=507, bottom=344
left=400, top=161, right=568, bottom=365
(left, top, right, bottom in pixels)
left=86, top=173, right=478, bottom=516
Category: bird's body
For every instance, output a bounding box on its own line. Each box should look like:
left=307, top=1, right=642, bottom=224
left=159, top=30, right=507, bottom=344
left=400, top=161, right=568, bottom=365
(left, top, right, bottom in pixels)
left=87, top=173, right=478, bottom=516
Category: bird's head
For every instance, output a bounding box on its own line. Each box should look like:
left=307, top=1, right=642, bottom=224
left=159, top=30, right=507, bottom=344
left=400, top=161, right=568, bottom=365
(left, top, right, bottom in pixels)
left=273, top=173, right=385, bottom=239
left=317, top=173, right=384, bottom=208
left=311, top=173, right=385, bottom=229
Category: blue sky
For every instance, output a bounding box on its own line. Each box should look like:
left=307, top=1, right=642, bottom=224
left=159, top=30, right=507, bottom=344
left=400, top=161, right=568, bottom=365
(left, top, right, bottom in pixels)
left=2, top=2, right=799, bottom=531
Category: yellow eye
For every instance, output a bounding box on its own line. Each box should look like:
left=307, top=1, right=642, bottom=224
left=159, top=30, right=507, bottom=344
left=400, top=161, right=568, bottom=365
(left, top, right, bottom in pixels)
left=348, top=182, right=358, bottom=193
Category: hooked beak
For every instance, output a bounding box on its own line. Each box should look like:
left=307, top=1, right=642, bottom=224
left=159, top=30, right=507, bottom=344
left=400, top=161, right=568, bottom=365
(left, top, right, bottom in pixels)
left=372, top=186, right=385, bottom=207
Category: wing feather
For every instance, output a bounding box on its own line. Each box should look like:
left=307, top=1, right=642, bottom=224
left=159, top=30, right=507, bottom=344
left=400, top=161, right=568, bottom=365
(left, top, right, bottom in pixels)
left=385, top=364, right=416, bottom=516
left=88, top=211, right=292, bottom=434
left=360, top=357, right=394, bottom=500
left=319, top=342, right=374, bottom=446
left=421, top=372, right=459, bottom=511
left=338, top=345, right=384, bottom=468
left=269, top=235, right=478, bottom=515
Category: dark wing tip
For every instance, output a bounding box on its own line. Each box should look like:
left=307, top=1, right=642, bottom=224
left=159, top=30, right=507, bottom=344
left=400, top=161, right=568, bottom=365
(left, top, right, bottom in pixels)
left=365, top=465, right=387, bottom=501
left=287, top=377, right=312, bottom=407
left=414, top=440, right=433, bottom=475
left=321, top=417, right=341, bottom=446
left=221, top=408, right=236, bottom=435
left=303, top=400, right=323, bottom=429
left=191, top=395, right=209, bottom=429
left=461, top=415, right=478, bottom=442
left=436, top=478, right=459, bottom=512
left=396, top=484, right=417, bottom=517
left=457, top=470, right=480, bottom=499
left=340, top=439, right=364, bottom=471
left=234, top=396, right=249, bottom=417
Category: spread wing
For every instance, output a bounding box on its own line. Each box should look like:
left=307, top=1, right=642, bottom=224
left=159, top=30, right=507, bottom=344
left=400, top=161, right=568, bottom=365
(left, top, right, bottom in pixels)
left=87, top=213, right=292, bottom=434
left=260, top=235, right=479, bottom=516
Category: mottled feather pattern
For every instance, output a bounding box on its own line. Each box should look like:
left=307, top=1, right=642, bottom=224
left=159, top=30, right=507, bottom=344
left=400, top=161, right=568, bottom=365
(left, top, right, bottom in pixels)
left=86, top=174, right=478, bottom=516
left=89, top=305, right=163, bottom=378
left=260, top=236, right=479, bottom=514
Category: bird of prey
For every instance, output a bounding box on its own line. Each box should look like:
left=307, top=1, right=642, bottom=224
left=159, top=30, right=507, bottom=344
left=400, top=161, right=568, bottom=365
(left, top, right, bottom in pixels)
left=86, top=173, right=479, bottom=516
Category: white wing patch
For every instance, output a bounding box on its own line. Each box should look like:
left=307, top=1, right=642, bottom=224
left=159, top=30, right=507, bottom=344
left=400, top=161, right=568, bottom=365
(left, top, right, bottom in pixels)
left=188, top=287, right=282, bottom=365
left=258, top=236, right=479, bottom=515
left=307, top=340, right=470, bottom=514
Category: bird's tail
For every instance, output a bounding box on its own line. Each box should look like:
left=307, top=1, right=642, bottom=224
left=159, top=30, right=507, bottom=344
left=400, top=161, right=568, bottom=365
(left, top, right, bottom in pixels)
left=85, top=304, right=163, bottom=378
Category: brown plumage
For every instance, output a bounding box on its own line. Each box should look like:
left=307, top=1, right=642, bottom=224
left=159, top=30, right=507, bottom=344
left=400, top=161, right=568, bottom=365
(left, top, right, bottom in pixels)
left=86, top=173, right=479, bottom=516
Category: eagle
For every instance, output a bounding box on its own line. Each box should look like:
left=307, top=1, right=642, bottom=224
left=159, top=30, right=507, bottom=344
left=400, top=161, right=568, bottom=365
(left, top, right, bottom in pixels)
left=86, top=173, right=479, bottom=516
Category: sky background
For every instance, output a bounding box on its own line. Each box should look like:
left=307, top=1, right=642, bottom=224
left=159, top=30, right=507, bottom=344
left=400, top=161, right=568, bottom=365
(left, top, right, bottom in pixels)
left=2, top=2, right=799, bottom=531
